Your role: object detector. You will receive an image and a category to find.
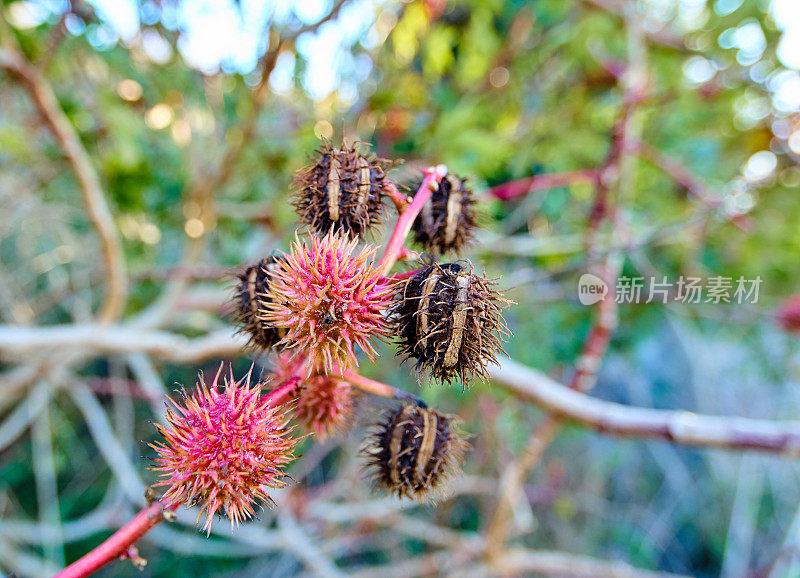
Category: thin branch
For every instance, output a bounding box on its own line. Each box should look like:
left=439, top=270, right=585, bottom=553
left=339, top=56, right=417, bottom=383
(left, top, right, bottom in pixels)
left=67, top=381, right=147, bottom=503
left=492, top=356, right=800, bottom=456
left=0, top=381, right=49, bottom=451
left=628, top=138, right=753, bottom=232
left=486, top=169, right=598, bottom=200
left=0, top=325, right=245, bottom=364
left=377, top=165, right=448, bottom=275
left=183, top=0, right=350, bottom=253
left=52, top=500, right=174, bottom=578
left=0, top=28, right=127, bottom=323
left=31, top=393, right=65, bottom=567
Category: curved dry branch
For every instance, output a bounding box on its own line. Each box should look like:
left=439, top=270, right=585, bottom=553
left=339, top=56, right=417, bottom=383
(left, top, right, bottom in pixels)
left=1, top=325, right=800, bottom=455
left=0, top=325, right=244, bottom=364
left=492, top=357, right=800, bottom=456
left=0, top=39, right=127, bottom=323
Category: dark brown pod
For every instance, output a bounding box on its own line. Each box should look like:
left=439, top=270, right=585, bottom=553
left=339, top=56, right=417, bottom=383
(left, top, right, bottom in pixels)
left=411, top=174, right=477, bottom=255
left=391, top=261, right=510, bottom=386
left=232, top=256, right=286, bottom=350
left=293, top=141, right=393, bottom=238
left=363, top=404, right=469, bottom=502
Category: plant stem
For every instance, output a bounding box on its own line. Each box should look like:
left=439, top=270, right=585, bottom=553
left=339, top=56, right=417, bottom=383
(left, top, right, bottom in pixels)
left=377, top=165, right=447, bottom=276
left=264, top=376, right=302, bottom=406
left=52, top=501, right=174, bottom=578
left=385, top=181, right=411, bottom=211
left=487, top=170, right=598, bottom=200
left=341, top=370, right=426, bottom=407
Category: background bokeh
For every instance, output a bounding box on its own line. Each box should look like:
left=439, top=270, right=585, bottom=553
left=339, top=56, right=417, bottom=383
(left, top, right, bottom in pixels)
left=1, top=0, right=800, bottom=576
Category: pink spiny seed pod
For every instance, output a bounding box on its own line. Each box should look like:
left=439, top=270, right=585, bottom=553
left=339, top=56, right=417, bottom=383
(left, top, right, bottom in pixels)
left=295, top=376, right=353, bottom=439
left=259, top=232, right=394, bottom=374
left=267, top=353, right=354, bottom=438
left=149, top=367, right=298, bottom=534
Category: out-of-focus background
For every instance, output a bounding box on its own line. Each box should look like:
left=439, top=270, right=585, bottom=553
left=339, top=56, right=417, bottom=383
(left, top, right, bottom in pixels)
left=1, top=0, right=800, bottom=576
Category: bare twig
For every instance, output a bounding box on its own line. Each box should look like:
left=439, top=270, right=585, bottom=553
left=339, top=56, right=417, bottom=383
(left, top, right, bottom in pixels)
left=0, top=25, right=127, bottom=323
left=485, top=169, right=598, bottom=200
left=0, top=381, right=49, bottom=451
left=0, top=325, right=245, bottom=363
left=67, top=381, right=147, bottom=503
left=31, top=392, right=65, bottom=567
left=492, top=356, right=800, bottom=456
left=628, top=138, right=753, bottom=232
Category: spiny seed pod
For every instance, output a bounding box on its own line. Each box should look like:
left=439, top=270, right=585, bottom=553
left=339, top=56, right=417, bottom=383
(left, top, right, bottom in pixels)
left=268, top=353, right=354, bottom=438
left=149, top=367, right=298, bottom=534
left=293, top=141, right=394, bottom=238
left=391, top=261, right=510, bottom=386
left=295, top=376, right=354, bottom=439
left=411, top=174, right=477, bottom=255
left=363, top=404, right=469, bottom=502
left=259, top=232, right=394, bottom=374
left=232, top=256, right=286, bottom=350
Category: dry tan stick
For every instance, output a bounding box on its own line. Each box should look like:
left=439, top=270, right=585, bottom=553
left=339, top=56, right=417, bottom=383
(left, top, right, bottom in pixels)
left=3, top=326, right=800, bottom=454
left=492, top=356, right=800, bottom=455
left=0, top=325, right=245, bottom=363
left=0, top=30, right=126, bottom=324
left=483, top=417, right=559, bottom=557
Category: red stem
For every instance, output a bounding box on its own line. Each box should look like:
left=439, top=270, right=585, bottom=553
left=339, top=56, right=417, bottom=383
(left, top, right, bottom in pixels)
left=53, top=501, right=174, bottom=578
left=488, top=170, right=598, bottom=200
left=377, top=165, right=447, bottom=276
left=385, top=181, right=411, bottom=211
left=340, top=369, right=396, bottom=398
left=387, top=268, right=421, bottom=282
left=264, top=376, right=302, bottom=406
left=339, top=369, right=424, bottom=406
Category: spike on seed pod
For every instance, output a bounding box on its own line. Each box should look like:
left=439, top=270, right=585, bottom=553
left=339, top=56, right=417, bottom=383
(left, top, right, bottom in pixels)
left=293, top=140, right=394, bottom=238
left=232, top=256, right=287, bottom=351
left=411, top=174, right=477, bottom=255
left=363, top=404, right=469, bottom=502
left=391, top=261, right=511, bottom=386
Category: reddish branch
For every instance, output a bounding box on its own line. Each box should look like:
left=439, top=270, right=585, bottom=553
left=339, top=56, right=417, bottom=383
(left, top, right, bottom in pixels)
left=52, top=501, right=174, bottom=578
left=487, top=170, right=598, bottom=200
left=377, top=165, right=448, bottom=275
left=628, top=138, right=754, bottom=232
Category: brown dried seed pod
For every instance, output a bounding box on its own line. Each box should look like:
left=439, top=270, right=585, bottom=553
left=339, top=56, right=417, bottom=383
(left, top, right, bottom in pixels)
left=391, top=261, right=511, bottom=386
left=293, top=141, right=394, bottom=238
left=363, top=404, right=469, bottom=502
left=232, top=256, right=286, bottom=351
left=411, top=174, right=477, bottom=255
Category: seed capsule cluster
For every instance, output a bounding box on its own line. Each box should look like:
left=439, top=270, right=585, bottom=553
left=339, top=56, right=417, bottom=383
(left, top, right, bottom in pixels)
left=411, top=174, right=477, bottom=255
left=220, top=140, right=515, bottom=507
left=293, top=141, right=393, bottom=238
left=364, top=404, right=468, bottom=502
left=391, top=261, right=510, bottom=386
left=233, top=256, right=286, bottom=350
